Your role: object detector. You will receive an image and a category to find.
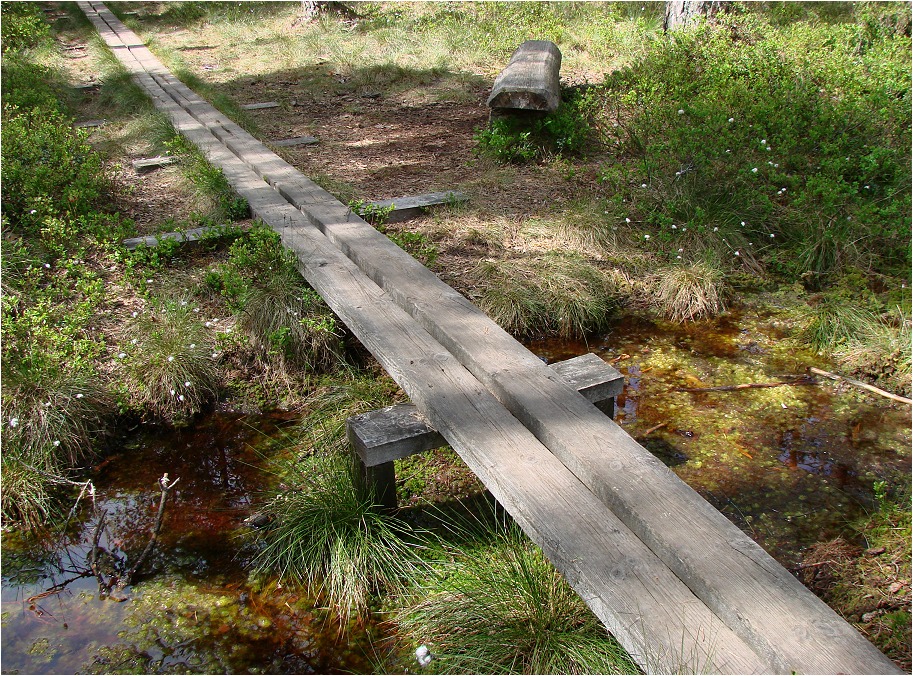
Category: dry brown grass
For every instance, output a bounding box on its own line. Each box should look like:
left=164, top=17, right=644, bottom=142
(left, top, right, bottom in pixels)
left=648, top=261, right=728, bottom=323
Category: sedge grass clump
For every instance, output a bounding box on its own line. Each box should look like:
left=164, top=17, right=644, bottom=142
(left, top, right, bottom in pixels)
left=834, top=307, right=912, bottom=397
left=0, top=366, right=111, bottom=528
left=215, top=223, right=344, bottom=371
left=473, top=253, right=620, bottom=338
left=394, top=522, right=639, bottom=675
left=253, top=447, right=426, bottom=624
left=122, top=299, right=218, bottom=423
left=648, top=261, right=727, bottom=323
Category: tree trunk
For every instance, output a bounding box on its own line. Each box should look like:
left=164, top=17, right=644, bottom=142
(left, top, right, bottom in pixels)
left=663, top=0, right=729, bottom=31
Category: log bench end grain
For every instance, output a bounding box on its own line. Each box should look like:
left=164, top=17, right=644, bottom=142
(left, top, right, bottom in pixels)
left=487, top=40, right=562, bottom=113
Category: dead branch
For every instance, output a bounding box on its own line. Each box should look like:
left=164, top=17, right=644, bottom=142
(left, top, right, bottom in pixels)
left=641, top=421, right=667, bottom=436
left=675, top=375, right=815, bottom=393
left=808, top=367, right=912, bottom=405
left=117, top=474, right=179, bottom=590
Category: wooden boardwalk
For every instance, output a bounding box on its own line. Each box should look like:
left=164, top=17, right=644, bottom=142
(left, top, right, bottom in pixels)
left=79, top=4, right=900, bottom=673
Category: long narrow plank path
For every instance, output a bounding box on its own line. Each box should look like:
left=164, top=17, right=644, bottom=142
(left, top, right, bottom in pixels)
left=80, top=5, right=899, bottom=674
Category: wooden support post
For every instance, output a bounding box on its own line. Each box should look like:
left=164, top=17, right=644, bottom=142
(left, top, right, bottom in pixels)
left=346, top=353, right=623, bottom=509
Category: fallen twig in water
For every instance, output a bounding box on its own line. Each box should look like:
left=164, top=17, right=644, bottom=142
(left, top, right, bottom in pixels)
left=675, top=375, right=815, bottom=393
left=641, top=422, right=667, bottom=436
left=808, top=367, right=912, bottom=405
left=117, top=473, right=180, bottom=591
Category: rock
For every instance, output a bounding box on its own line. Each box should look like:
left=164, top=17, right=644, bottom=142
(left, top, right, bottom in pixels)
left=865, top=546, right=886, bottom=556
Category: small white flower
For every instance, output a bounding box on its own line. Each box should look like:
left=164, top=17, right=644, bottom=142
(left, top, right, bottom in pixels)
left=774, top=163, right=779, bottom=168
left=726, top=149, right=731, bottom=153
left=768, top=161, right=774, bottom=166
left=741, top=221, right=746, bottom=226
left=728, top=118, right=734, bottom=123
left=604, top=211, right=609, bottom=215
left=766, top=146, right=772, bottom=151
left=118, top=352, right=126, bottom=358
left=76, top=393, right=84, bottom=399
left=9, top=418, right=19, bottom=428
left=675, top=171, right=681, bottom=176
left=625, top=218, right=631, bottom=223
left=193, top=307, right=200, bottom=313
left=205, top=322, right=212, bottom=327
left=181, top=300, right=187, bottom=306
left=678, top=248, right=684, bottom=253
left=132, top=311, right=138, bottom=318
left=864, top=185, right=870, bottom=189
left=170, top=389, right=176, bottom=395
left=147, top=279, right=153, bottom=284
left=676, top=255, right=682, bottom=259
left=752, top=167, right=758, bottom=173
left=184, top=381, right=191, bottom=387
left=179, top=395, right=185, bottom=401
left=682, top=227, right=687, bottom=231
left=644, top=234, right=650, bottom=240
left=212, top=352, right=219, bottom=358
left=761, top=139, right=766, bottom=145
left=168, top=356, right=174, bottom=362
left=678, top=109, right=684, bottom=115
left=44, top=263, right=51, bottom=269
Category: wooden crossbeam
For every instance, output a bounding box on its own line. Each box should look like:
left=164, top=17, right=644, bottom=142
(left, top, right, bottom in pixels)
left=241, top=101, right=279, bottom=110
left=347, top=353, right=623, bottom=510
left=271, top=135, right=318, bottom=147
left=132, top=155, right=177, bottom=171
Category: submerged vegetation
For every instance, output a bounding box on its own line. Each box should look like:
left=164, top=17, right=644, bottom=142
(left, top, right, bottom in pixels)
left=2, top=1, right=910, bottom=673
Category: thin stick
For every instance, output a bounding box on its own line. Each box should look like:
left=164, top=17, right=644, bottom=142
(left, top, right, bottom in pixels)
left=642, top=421, right=667, bottom=436
left=120, top=474, right=179, bottom=588
left=675, top=376, right=815, bottom=393
left=808, top=367, right=912, bottom=405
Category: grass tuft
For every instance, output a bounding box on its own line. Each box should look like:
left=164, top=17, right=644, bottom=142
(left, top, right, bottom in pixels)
left=394, top=520, right=639, bottom=675
left=648, top=261, right=727, bottom=323
left=473, top=253, right=621, bottom=338
left=122, top=298, right=218, bottom=423
left=253, top=447, right=426, bottom=624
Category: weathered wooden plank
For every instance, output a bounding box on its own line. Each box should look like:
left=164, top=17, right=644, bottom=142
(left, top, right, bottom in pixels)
left=74, top=119, right=106, bottom=128
left=349, top=353, right=623, bottom=467
left=271, top=136, right=319, bottom=147
left=121, top=225, right=231, bottom=250
left=131, top=155, right=177, bottom=171
left=241, top=101, right=279, bottom=110
left=358, top=191, right=468, bottom=223
left=487, top=40, right=562, bottom=113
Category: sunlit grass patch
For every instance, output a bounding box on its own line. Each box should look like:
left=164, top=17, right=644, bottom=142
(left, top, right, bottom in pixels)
left=473, top=253, right=622, bottom=338
left=394, top=520, right=639, bottom=675
left=834, top=307, right=912, bottom=397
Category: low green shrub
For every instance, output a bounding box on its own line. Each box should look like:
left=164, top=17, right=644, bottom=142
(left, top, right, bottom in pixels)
left=1, top=108, right=108, bottom=235
left=476, top=89, right=596, bottom=164
left=0, top=2, right=50, bottom=53
left=597, top=9, right=911, bottom=285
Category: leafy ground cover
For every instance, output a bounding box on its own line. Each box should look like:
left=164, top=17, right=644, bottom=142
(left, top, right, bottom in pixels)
left=2, top=1, right=910, bottom=672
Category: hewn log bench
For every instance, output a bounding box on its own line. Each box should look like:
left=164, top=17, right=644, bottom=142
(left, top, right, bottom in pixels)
left=487, top=40, right=562, bottom=114
left=347, top=353, right=623, bottom=510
